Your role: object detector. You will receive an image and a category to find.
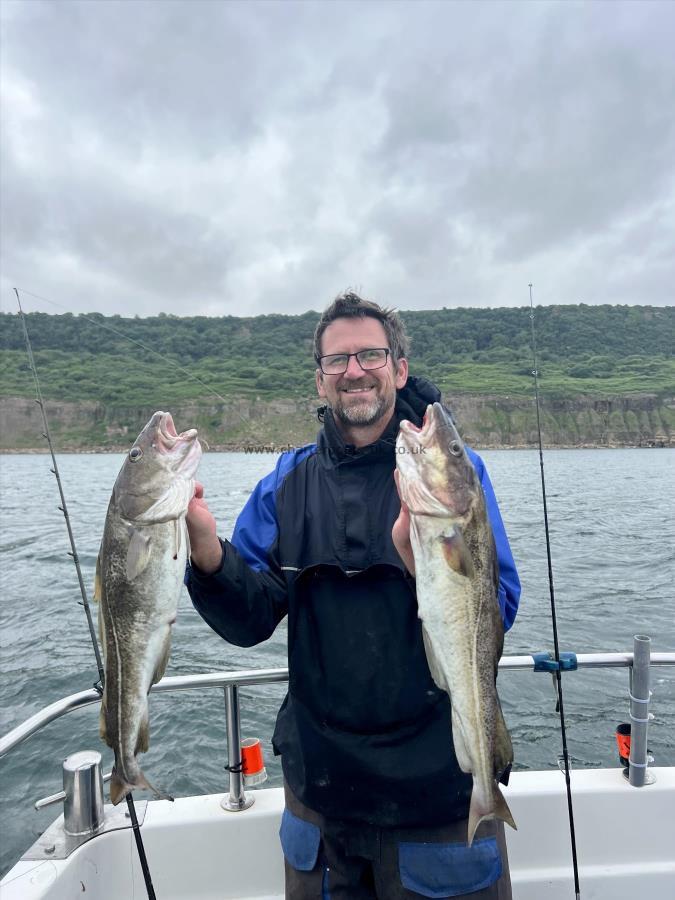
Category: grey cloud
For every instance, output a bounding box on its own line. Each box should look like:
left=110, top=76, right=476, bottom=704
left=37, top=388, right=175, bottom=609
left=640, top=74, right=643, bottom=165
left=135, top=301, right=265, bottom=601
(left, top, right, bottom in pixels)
left=1, top=0, right=673, bottom=316
left=370, top=3, right=675, bottom=264
left=456, top=6, right=675, bottom=258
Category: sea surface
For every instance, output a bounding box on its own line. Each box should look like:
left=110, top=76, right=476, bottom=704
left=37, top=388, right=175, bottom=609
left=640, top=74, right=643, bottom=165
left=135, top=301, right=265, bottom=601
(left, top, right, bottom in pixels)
left=1, top=448, right=674, bottom=877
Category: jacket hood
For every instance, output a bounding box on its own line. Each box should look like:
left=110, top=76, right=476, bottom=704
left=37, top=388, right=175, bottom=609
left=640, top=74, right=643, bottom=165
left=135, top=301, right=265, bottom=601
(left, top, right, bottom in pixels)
left=316, top=375, right=445, bottom=464
left=396, top=375, right=442, bottom=425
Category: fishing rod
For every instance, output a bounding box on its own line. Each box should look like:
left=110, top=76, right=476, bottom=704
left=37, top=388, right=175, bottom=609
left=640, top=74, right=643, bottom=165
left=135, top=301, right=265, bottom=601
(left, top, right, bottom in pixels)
left=15, top=288, right=105, bottom=688
left=15, top=288, right=158, bottom=900
left=528, top=283, right=581, bottom=900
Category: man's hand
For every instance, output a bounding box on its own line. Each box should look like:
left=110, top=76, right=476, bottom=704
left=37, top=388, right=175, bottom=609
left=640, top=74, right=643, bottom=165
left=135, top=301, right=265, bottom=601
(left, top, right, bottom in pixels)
left=392, top=470, right=415, bottom=577
left=186, top=482, right=223, bottom=574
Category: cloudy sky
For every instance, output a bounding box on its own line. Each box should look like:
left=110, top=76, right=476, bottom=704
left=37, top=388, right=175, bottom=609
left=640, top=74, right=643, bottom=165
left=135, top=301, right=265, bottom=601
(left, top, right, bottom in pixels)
left=1, top=0, right=673, bottom=317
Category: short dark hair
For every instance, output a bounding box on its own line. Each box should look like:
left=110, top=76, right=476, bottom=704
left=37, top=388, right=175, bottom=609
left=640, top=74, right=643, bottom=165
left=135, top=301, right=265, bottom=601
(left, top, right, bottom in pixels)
left=313, top=291, right=410, bottom=364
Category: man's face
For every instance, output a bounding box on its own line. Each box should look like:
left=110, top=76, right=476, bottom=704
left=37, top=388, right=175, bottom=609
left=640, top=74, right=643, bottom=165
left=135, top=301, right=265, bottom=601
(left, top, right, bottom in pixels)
left=316, top=317, right=408, bottom=430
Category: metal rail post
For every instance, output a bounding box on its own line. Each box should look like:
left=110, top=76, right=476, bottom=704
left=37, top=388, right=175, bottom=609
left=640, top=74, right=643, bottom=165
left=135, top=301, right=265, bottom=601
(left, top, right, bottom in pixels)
left=629, top=634, right=654, bottom=786
left=221, top=684, right=254, bottom=811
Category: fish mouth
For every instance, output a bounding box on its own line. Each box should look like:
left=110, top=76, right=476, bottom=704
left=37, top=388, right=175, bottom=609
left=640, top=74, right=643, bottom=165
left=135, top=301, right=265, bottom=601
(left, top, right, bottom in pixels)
left=400, top=403, right=457, bottom=450
left=401, top=407, right=429, bottom=436
left=399, top=405, right=437, bottom=449
left=157, top=413, right=198, bottom=449
left=164, top=414, right=178, bottom=438
left=151, top=412, right=201, bottom=477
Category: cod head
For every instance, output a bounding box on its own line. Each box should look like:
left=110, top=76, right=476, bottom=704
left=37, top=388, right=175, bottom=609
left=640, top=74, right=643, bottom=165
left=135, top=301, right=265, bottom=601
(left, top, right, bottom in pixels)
left=396, top=402, right=478, bottom=521
left=113, top=411, right=202, bottom=524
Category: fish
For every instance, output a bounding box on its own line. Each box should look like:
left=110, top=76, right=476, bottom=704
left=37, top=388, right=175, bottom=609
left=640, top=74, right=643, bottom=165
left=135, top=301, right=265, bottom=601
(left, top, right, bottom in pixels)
left=396, top=402, right=515, bottom=846
left=95, top=411, right=202, bottom=804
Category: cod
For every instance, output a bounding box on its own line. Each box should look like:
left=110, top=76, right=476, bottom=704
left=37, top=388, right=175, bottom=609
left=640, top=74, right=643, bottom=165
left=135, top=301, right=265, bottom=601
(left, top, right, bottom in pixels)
left=396, top=402, right=515, bottom=846
left=95, top=411, right=201, bottom=804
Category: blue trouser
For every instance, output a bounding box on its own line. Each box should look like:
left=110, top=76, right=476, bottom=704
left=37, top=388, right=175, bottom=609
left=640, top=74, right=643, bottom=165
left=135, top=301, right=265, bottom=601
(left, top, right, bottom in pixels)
left=281, top=782, right=512, bottom=899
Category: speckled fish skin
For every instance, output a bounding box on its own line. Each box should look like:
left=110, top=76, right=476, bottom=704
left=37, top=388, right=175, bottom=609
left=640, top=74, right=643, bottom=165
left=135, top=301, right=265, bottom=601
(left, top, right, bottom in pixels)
left=95, top=411, right=201, bottom=805
left=396, top=402, right=515, bottom=846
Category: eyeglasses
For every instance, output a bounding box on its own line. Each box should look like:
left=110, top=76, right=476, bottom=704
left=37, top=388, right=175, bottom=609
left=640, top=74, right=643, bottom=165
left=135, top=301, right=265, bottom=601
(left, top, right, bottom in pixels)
left=318, top=347, right=390, bottom=375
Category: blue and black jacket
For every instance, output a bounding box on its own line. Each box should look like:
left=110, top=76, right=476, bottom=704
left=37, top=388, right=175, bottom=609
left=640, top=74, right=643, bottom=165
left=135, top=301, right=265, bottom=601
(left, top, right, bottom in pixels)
left=187, top=376, right=520, bottom=828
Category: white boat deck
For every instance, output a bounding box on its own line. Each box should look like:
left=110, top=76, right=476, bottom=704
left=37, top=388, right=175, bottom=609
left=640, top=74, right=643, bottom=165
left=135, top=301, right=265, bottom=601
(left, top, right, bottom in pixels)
left=2, top=767, right=674, bottom=899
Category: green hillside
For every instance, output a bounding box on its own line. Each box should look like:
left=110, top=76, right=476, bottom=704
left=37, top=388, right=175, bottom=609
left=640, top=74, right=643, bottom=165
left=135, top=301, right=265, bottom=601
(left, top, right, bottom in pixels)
left=2, top=305, right=673, bottom=406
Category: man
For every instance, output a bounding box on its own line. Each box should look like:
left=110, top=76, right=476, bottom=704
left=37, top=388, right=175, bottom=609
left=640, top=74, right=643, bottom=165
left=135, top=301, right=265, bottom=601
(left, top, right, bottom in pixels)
left=186, top=292, right=520, bottom=899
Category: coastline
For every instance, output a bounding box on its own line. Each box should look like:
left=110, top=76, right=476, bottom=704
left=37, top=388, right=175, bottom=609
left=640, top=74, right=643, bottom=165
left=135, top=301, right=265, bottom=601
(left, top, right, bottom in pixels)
left=2, top=439, right=672, bottom=454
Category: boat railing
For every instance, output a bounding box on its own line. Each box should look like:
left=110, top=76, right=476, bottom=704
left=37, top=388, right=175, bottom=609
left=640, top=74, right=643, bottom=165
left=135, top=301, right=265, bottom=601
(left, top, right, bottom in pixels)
left=2, top=647, right=674, bottom=809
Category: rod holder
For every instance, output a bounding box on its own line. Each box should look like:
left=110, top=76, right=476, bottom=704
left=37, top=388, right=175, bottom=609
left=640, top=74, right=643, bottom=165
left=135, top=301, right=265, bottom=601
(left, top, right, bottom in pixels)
left=627, top=635, right=655, bottom=787
left=221, top=685, right=254, bottom=811
left=35, top=752, right=106, bottom=834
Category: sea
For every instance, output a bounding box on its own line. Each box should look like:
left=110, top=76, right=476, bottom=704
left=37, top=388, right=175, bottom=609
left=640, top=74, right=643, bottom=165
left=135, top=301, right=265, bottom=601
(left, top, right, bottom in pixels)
left=0, top=448, right=674, bottom=877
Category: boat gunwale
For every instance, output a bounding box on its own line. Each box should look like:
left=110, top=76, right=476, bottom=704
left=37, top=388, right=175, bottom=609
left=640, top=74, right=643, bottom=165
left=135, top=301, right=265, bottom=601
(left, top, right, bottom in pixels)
left=1, top=652, right=674, bottom=758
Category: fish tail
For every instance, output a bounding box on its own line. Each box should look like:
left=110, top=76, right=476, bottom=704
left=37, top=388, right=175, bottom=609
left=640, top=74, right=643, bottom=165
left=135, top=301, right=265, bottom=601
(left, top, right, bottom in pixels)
left=109, top=764, right=174, bottom=806
left=493, top=783, right=517, bottom=833
left=109, top=768, right=136, bottom=805
left=467, top=782, right=516, bottom=847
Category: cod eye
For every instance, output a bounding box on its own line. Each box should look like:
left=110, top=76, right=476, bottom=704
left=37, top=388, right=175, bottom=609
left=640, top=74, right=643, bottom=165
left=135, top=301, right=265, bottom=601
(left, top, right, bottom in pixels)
left=449, top=440, right=462, bottom=456
left=129, top=447, right=143, bottom=462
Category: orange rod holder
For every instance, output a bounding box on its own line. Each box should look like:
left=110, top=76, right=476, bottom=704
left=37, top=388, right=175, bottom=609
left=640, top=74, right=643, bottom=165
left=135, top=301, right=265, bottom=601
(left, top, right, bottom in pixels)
left=241, top=738, right=267, bottom=787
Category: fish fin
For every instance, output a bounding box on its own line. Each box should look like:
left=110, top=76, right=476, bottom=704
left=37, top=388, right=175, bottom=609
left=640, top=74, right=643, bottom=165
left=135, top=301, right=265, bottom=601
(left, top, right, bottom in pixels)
left=467, top=782, right=516, bottom=847
left=493, top=708, right=514, bottom=781
left=99, top=698, right=111, bottom=745
left=93, top=548, right=103, bottom=603
left=125, top=529, right=152, bottom=581
left=441, top=529, right=475, bottom=578
left=422, top=626, right=448, bottom=693
left=136, top=711, right=150, bottom=754
left=135, top=479, right=194, bottom=525
left=109, top=768, right=174, bottom=806
left=451, top=708, right=473, bottom=774
left=151, top=632, right=172, bottom=685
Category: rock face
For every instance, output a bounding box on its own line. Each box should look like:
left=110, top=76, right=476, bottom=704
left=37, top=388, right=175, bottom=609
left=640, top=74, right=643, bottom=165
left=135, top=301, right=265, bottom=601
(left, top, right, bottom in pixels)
left=1, top=394, right=672, bottom=451
left=446, top=393, right=674, bottom=448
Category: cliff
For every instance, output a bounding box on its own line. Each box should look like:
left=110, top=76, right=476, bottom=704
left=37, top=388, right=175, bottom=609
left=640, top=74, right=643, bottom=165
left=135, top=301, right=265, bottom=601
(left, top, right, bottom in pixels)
left=2, top=393, right=672, bottom=452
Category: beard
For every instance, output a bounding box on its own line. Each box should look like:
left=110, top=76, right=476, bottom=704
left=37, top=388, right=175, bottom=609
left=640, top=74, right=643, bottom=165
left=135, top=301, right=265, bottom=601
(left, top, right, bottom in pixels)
left=331, top=384, right=395, bottom=428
